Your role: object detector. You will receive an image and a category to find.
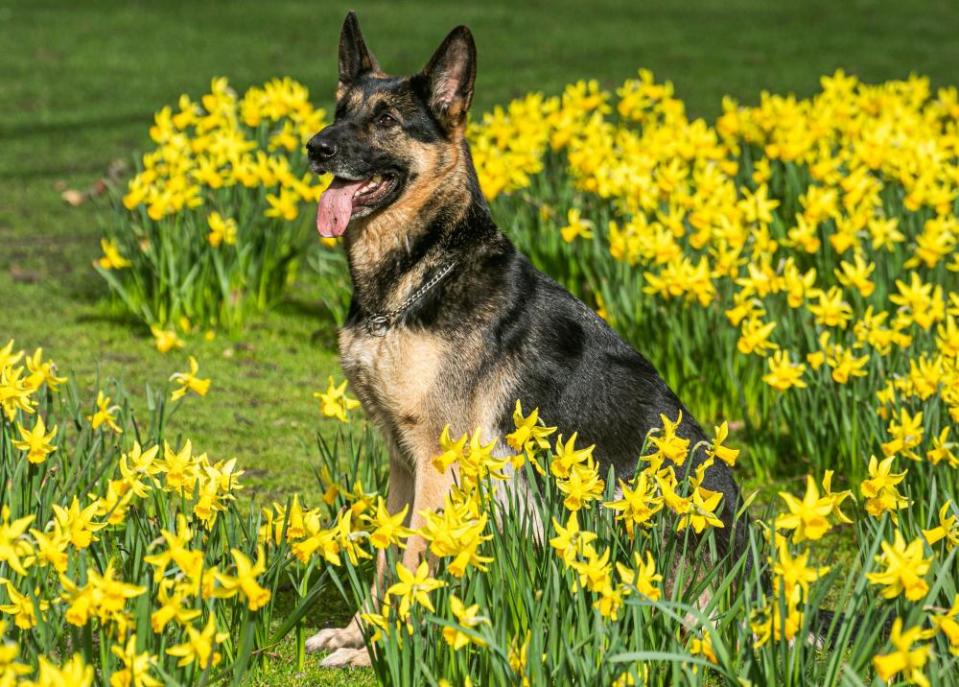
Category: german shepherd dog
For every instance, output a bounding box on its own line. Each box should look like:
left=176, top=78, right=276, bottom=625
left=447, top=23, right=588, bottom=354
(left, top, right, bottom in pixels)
left=304, top=12, right=746, bottom=667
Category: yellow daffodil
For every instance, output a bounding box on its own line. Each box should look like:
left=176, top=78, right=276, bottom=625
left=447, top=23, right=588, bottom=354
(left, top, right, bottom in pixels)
left=166, top=614, right=229, bottom=668
left=560, top=208, right=594, bottom=243
left=87, top=391, right=122, bottom=434
left=865, top=529, right=931, bottom=601
left=861, top=455, right=909, bottom=518
left=365, top=498, right=413, bottom=550
left=150, top=325, right=185, bottom=354
left=207, top=211, right=238, bottom=247
left=109, top=635, right=161, bottom=687
left=386, top=561, right=445, bottom=619
left=615, top=550, right=662, bottom=601
left=97, top=239, right=131, bottom=270
left=12, top=415, right=57, bottom=464
left=707, top=420, right=740, bottom=467
left=872, top=618, right=934, bottom=687
left=604, top=471, right=663, bottom=538
left=219, top=546, right=272, bottom=611
left=923, top=501, right=958, bottom=549
left=644, top=411, right=689, bottom=469
left=442, top=595, right=489, bottom=650
left=775, top=475, right=834, bottom=543
left=314, top=376, right=360, bottom=423
left=549, top=512, right=597, bottom=566
left=169, top=356, right=211, bottom=401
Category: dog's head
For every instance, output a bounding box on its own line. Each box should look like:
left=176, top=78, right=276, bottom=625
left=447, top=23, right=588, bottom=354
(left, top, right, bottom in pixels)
left=308, top=12, right=477, bottom=238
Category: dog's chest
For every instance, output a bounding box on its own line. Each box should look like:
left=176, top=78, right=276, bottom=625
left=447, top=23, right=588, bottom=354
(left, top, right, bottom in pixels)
left=338, top=325, right=448, bottom=434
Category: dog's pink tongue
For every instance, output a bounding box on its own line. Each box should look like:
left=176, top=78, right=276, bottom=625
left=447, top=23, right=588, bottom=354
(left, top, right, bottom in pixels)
left=317, top=178, right=366, bottom=238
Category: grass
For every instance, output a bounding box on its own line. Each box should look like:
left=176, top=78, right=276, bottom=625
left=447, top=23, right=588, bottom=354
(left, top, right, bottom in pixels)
left=2, top=0, right=958, bottom=683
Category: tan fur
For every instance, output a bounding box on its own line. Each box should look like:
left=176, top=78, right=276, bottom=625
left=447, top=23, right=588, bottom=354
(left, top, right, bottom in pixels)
left=340, top=327, right=450, bottom=468
left=345, top=139, right=467, bottom=309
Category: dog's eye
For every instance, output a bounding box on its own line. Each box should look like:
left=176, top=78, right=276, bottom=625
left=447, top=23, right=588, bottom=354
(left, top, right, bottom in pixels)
left=376, top=113, right=398, bottom=128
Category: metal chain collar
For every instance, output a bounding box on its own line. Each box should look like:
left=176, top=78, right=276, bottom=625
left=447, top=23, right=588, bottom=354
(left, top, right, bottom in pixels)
left=364, top=261, right=457, bottom=337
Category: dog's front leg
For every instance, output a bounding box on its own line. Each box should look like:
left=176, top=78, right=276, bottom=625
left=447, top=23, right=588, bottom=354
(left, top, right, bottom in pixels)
left=307, top=455, right=415, bottom=667
left=401, top=458, right=455, bottom=570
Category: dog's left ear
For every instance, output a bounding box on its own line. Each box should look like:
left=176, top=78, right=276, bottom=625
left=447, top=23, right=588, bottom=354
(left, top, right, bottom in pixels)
left=421, top=26, right=476, bottom=131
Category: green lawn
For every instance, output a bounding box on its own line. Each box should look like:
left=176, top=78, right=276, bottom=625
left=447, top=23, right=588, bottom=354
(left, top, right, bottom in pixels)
left=2, top=0, right=958, bottom=683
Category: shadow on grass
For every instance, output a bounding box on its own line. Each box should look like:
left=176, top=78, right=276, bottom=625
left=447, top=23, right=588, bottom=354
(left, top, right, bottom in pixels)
left=74, top=305, right=150, bottom=332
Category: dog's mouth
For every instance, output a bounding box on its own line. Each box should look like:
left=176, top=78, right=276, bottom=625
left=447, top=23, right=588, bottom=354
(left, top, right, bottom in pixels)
left=316, top=173, right=400, bottom=238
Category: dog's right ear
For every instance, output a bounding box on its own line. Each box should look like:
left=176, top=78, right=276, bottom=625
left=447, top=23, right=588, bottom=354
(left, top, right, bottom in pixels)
left=338, top=11, right=379, bottom=97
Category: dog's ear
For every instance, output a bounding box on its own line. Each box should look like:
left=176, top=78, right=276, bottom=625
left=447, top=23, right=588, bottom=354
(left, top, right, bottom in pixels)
left=338, top=11, right=379, bottom=95
left=421, top=26, right=476, bottom=131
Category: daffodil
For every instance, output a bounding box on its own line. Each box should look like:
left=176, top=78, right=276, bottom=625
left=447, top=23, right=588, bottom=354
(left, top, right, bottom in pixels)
left=30, top=522, right=70, bottom=573
left=264, top=188, right=299, bottom=220
left=556, top=461, right=605, bottom=511
left=166, top=614, right=229, bottom=668
left=865, top=530, right=931, bottom=601
left=775, top=475, right=834, bottom=543
left=644, top=411, right=689, bottom=469
left=52, top=496, right=105, bottom=550
left=109, top=635, right=161, bottom=687
left=861, top=455, right=909, bottom=518
left=60, top=562, right=146, bottom=629
left=872, top=618, right=934, bottom=687
left=207, top=211, right=238, bottom=247
left=506, top=400, right=556, bottom=459
left=689, top=631, right=718, bottom=665
left=771, top=541, right=829, bottom=604
left=930, top=594, right=959, bottom=657
left=386, top=561, right=445, bottom=619
left=677, top=486, right=725, bottom=533
left=922, top=501, right=958, bottom=549
left=12, top=415, right=57, bottom=464
left=23, top=348, right=66, bottom=390
left=615, top=550, right=662, bottom=601
left=560, top=208, right=594, bottom=243
left=550, top=432, right=595, bottom=479
left=433, top=425, right=467, bottom=474
left=366, top=498, right=413, bottom=550
left=762, top=350, right=807, bottom=391
left=0, top=580, right=47, bottom=629
left=149, top=325, right=185, bottom=353
left=549, top=512, right=596, bottom=566
left=24, top=654, right=94, bottom=687
left=570, top=545, right=612, bottom=593
left=87, top=391, right=122, bottom=434
left=313, top=376, right=360, bottom=422
left=604, top=471, right=663, bottom=538
left=707, top=420, right=740, bottom=467
left=219, top=546, right=272, bottom=611
left=442, top=595, right=489, bottom=650
left=150, top=579, right=201, bottom=633
left=97, top=239, right=131, bottom=270
left=169, top=356, right=211, bottom=401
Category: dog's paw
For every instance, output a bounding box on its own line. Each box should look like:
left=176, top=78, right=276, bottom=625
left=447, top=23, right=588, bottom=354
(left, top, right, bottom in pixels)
left=319, top=647, right=371, bottom=668
left=305, top=624, right=364, bottom=653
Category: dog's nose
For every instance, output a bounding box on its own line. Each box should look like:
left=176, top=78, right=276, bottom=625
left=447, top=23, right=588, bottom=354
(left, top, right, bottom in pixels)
left=307, top=135, right=336, bottom=160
